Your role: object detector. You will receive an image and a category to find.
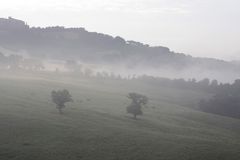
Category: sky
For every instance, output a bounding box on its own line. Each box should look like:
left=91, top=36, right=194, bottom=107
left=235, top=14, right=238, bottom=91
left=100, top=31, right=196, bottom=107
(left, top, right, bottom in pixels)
left=0, top=0, right=240, bottom=60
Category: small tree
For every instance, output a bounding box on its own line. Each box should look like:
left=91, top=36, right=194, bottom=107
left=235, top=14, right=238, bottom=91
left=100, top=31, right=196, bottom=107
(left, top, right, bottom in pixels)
left=51, top=89, right=73, bottom=114
left=126, top=93, right=148, bottom=119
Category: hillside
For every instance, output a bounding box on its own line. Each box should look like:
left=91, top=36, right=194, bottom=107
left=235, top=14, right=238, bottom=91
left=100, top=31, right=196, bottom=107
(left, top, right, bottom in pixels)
left=0, top=72, right=240, bottom=160
left=0, top=17, right=240, bottom=82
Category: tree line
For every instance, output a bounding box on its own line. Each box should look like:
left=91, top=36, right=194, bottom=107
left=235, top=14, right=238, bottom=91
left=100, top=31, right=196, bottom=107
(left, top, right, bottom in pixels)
left=199, top=79, right=240, bottom=119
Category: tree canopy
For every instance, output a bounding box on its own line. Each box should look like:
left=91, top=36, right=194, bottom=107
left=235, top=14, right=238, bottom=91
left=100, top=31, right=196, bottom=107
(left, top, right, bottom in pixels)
left=127, top=93, right=148, bottom=119
left=51, top=89, right=73, bottom=114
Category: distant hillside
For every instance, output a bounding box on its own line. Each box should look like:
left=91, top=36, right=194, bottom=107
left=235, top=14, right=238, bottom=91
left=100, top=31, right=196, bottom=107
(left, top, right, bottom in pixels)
left=0, top=17, right=239, bottom=81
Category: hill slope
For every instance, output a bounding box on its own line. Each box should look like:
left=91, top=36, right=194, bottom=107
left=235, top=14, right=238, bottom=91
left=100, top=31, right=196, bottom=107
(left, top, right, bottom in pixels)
left=0, top=72, right=240, bottom=160
left=0, top=17, right=240, bottom=81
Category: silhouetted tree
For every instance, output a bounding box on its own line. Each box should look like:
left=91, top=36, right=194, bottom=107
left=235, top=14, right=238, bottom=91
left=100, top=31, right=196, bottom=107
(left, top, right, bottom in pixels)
left=51, top=89, right=73, bottom=114
left=126, top=93, right=148, bottom=119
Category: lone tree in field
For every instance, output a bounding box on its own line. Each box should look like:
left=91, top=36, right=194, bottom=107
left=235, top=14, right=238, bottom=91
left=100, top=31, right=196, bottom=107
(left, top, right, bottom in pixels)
left=51, top=89, right=73, bottom=114
left=126, top=92, right=148, bottom=119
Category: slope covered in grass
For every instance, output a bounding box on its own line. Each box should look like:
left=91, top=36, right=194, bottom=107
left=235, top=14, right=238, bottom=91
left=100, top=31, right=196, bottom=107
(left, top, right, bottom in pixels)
left=0, top=73, right=240, bottom=160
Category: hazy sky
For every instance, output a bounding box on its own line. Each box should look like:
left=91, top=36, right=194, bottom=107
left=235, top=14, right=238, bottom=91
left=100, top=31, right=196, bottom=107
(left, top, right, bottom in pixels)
left=0, top=0, right=240, bottom=60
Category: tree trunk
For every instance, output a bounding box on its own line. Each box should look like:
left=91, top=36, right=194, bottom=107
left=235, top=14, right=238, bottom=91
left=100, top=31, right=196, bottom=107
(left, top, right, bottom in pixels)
left=134, top=114, right=137, bottom=119
left=58, top=108, right=63, bottom=114
left=57, top=104, right=65, bottom=114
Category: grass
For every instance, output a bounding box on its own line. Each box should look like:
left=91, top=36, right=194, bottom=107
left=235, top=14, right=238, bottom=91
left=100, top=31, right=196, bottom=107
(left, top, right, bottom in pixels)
left=0, top=72, right=240, bottom=160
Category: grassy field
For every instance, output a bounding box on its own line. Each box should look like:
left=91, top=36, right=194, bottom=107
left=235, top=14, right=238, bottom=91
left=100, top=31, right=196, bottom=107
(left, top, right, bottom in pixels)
left=0, top=72, right=240, bottom=160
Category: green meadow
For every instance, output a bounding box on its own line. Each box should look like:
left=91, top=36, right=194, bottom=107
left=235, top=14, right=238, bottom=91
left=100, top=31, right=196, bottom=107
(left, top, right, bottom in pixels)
left=0, top=72, right=240, bottom=160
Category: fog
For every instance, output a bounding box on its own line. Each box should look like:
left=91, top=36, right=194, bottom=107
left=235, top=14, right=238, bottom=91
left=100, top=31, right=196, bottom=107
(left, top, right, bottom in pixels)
left=1, top=49, right=239, bottom=83
left=1, top=4, right=240, bottom=160
left=1, top=17, right=240, bottom=83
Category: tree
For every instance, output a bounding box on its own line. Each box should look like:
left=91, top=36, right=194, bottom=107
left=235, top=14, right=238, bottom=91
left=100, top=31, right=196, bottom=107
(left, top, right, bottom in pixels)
left=199, top=79, right=240, bottom=119
left=126, top=93, right=148, bottom=119
left=51, top=89, right=73, bottom=114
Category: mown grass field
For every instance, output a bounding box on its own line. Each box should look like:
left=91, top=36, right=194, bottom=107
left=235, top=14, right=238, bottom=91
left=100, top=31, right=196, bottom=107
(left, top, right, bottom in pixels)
left=0, top=72, right=240, bottom=160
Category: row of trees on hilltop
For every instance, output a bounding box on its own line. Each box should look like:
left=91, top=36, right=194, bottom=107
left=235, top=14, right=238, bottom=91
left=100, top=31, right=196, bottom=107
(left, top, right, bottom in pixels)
left=1, top=17, right=239, bottom=74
